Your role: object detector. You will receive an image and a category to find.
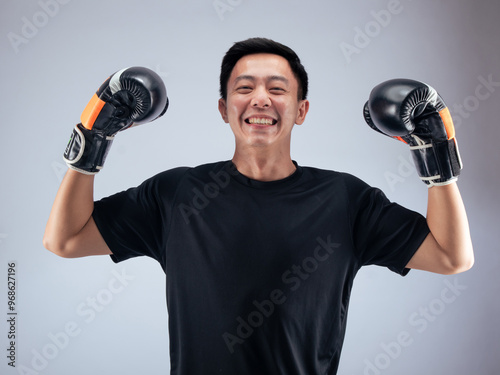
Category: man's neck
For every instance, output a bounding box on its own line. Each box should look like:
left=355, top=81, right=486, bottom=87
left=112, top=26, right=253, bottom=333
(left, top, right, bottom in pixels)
left=231, top=148, right=296, bottom=182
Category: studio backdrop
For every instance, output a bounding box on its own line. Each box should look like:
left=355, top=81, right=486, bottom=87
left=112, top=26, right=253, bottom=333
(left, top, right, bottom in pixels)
left=1, top=0, right=499, bottom=374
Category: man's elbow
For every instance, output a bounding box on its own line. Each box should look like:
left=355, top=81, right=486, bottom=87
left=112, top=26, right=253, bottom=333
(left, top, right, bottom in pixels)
left=43, top=225, right=111, bottom=258
left=442, top=251, right=475, bottom=275
left=42, top=234, right=78, bottom=258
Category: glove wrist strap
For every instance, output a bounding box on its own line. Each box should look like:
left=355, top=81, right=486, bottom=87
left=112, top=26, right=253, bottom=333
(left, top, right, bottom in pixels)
left=63, top=124, right=114, bottom=174
left=410, top=138, right=462, bottom=186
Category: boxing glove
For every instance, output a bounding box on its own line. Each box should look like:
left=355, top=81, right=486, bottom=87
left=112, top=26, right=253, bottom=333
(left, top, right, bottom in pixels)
left=63, top=67, right=169, bottom=174
left=363, top=78, right=462, bottom=187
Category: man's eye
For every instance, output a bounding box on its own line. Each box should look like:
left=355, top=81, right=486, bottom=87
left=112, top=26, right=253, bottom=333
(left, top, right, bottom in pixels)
left=237, top=86, right=252, bottom=92
left=270, top=87, right=285, bottom=93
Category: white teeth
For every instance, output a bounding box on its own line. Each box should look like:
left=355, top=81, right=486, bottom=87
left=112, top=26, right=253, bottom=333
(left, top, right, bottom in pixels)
left=248, top=118, right=273, bottom=125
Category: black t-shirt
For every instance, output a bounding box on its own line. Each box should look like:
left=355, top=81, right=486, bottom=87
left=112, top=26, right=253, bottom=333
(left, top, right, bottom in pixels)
left=93, top=160, right=429, bottom=375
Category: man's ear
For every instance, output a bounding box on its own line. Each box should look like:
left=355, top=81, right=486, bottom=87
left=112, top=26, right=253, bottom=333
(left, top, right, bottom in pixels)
left=218, top=98, right=229, bottom=123
left=295, top=99, right=310, bottom=125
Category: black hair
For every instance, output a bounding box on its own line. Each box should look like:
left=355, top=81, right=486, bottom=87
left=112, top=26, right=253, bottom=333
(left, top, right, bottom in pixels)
left=219, top=37, right=308, bottom=100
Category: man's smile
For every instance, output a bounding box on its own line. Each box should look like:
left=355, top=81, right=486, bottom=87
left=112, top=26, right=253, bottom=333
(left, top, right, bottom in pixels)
left=245, top=116, right=278, bottom=125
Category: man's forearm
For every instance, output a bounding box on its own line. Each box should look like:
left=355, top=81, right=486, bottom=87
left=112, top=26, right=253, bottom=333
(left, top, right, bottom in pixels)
left=426, top=182, right=474, bottom=271
left=43, top=169, right=95, bottom=255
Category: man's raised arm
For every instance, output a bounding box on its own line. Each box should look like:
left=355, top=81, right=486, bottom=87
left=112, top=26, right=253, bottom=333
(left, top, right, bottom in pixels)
left=363, top=78, right=473, bottom=274
left=43, top=67, right=169, bottom=258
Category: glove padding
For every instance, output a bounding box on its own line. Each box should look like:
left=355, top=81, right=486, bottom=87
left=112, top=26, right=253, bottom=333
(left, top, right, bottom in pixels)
left=363, top=78, right=462, bottom=187
left=63, top=66, right=169, bottom=174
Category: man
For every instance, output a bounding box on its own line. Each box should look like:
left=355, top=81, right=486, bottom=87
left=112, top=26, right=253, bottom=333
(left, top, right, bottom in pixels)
left=44, top=38, right=474, bottom=374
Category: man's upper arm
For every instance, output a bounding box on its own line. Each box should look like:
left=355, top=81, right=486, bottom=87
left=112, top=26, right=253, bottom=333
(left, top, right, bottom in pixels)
left=59, top=217, right=112, bottom=258
left=406, top=233, right=457, bottom=275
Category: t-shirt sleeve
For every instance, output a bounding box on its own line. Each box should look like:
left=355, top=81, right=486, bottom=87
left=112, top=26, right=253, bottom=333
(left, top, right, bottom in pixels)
left=92, top=168, right=188, bottom=265
left=344, top=174, right=430, bottom=276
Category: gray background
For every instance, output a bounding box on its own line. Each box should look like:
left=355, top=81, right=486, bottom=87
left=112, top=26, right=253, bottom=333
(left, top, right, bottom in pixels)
left=1, top=0, right=499, bottom=374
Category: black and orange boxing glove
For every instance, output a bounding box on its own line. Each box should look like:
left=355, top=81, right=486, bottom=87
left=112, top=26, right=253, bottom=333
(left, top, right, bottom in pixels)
left=363, top=78, right=462, bottom=187
left=63, top=67, right=169, bottom=174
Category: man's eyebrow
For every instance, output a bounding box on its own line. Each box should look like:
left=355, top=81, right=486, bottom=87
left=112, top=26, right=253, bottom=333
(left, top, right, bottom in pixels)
left=234, top=75, right=255, bottom=83
left=268, top=75, right=289, bottom=84
left=234, top=75, right=289, bottom=84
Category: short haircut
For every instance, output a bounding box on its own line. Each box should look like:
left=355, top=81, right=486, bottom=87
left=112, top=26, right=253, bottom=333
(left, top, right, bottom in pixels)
left=219, top=37, right=309, bottom=101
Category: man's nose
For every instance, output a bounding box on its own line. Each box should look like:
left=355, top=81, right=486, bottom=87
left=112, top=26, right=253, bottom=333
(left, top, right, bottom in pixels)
left=251, top=86, right=271, bottom=108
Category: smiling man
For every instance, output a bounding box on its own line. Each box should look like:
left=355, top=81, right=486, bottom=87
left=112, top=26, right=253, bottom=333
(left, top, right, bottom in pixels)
left=44, top=38, right=473, bottom=374
left=219, top=52, right=309, bottom=182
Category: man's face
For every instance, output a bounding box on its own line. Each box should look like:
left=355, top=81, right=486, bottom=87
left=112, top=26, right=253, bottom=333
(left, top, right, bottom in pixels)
left=218, top=53, right=309, bottom=150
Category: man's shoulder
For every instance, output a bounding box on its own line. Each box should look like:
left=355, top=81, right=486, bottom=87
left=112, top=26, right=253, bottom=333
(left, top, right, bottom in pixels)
left=300, top=164, right=366, bottom=187
left=151, top=160, right=230, bottom=183
left=190, top=160, right=230, bottom=174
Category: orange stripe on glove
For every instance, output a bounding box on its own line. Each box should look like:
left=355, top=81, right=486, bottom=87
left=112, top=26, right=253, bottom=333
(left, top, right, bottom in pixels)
left=80, top=93, right=106, bottom=130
